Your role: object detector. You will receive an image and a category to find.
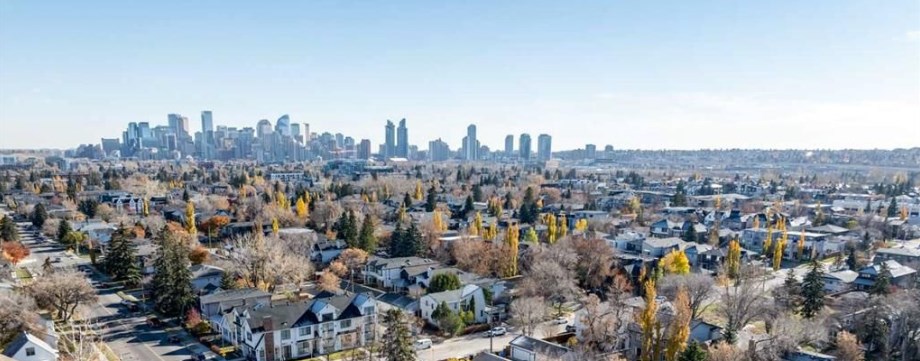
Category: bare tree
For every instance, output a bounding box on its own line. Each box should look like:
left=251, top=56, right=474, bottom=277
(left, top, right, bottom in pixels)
left=520, top=253, right=581, bottom=316
left=565, top=236, right=616, bottom=290
left=510, top=297, right=547, bottom=336
left=708, top=342, right=743, bottom=361
left=577, top=294, right=621, bottom=354
left=27, top=271, right=97, bottom=322
left=717, top=270, right=768, bottom=344
left=58, top=319, right=104, bottom=361
left=228, top=233, right=313, bottom=292
left=311, top=200, right=343, bottom=231
left=659, top=273, right=715, bottom=320
left=833, top=331, right=865, bottom=361
left=0, top=292, right=42, bottom=346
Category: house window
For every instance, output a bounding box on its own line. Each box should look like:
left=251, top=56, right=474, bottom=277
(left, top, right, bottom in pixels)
left=364, top=306, right=374, bottom=315
left=322, top=313, right=333, bottom=322
left=247, top=332, right=252, bottom=341
left=299, top=326, right=311, bottom=336
left=26, top=347, right=35, bottom=356
left=340, top=319, right=352, bottom=328
left=281, top=329, right=291, bottom=340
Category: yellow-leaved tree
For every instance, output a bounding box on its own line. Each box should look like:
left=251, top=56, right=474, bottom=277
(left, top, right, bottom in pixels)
left=472, top=211, right=484, bottom=236
left=574, top=218, right=588, bottom=232
left=661, top=250, right=691, bottom=275
left=664, top=288, right=692, bottom=361
left=557, top=215, right=568, bottom=239
left=637, top=280, right=662, bottom=361
left=504, top=224, right=519, bottom=277
left=545, top=214, right=557, bottom=243
left=726, top=238, right=741, bottom=279
left=773, top=224, right=787, bottom=271
left=414, top=180, right=423, bottom=201
left=272, top=218, right=280, bottom=235
left=763, top=224, right=773, bottom=255
left=185, top=201, right=197, bottom=235
left=797, top=229, right=806, bottom=260
left=295, top=197, right=308, bottom=219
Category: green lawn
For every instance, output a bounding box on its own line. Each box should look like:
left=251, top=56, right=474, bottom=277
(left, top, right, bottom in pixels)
left=15, top=268, right=32, bottom=280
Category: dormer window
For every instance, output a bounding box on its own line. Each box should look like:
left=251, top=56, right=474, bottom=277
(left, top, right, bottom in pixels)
left=322, top=313, right=333, bottom=322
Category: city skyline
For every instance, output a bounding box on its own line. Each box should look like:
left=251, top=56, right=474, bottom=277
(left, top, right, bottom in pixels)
left=1, top=1, right=919, bottom=150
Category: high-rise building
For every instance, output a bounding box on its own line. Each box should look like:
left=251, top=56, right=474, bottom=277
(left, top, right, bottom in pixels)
left=585, top=144, right=596, bottom=159
left=396, top=118, right=408, bottom=158
left=168, top=113, right=189, bottom=138
left=384, top=120, right=396, bottom=158
left=290, top=123, right=302, bottom=142
left=519, top=133, right=532, bottom=160
left=201, top=111, right=213, bottom=135
left=505, top=135, right=514, bottom=156
left=604, top=145, right=614, bottom=159
left=304, top=123, right=311, bottom=141
left=465, top=124, right=478, bottom=161
left=256, top=119, right=272, bottom=139
left=200, top=111, right=214, bottom=159
left=537, top=134, right=552, bottom=161
left=429, top=138, right=451, bottom=161
left=275, top=114, right=291, bottom=137
left=358, top=139, right=372, bottom=160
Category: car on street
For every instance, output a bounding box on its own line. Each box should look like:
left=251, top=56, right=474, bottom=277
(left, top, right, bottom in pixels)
left=413, top=339, right=432, bottom=350
left=552, top=316, right=567, bottom=325
left=484, top=327, right=507, bottom=337
left=147, top=316, right=162, bottom=328
left=565, top=325, right=576, bottom=333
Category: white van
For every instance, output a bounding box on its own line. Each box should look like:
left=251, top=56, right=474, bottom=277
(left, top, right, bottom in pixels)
left=413, top=339, right=432, bottom=350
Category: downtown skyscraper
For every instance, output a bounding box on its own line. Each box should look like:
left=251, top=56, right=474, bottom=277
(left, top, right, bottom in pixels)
left=504, top=135, right=514, bottom=156
left=464, top=124, right=478, bottom=161
left=396, top=118, right=408, bottom=158
left=384, top=120, right=396, bottom=158
left=519, top=133, right=532, bottom=160
left=537, top=134, right=552, bottom=161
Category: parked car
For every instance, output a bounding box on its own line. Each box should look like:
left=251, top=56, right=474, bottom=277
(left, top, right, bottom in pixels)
left=565, top=325, right=576, bottom=333
left=413, top=339, right=432, bottom=350
left=552, top=316, right=567, bottom=325
left=167, top=335, right=181, bottom=344
left=484, top=327, right=507, bottom=337
left=147, top=316, right=162, bottom=328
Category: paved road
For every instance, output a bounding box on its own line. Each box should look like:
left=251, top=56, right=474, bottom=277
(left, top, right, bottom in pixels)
left=19, top=224, right=195, bottom=361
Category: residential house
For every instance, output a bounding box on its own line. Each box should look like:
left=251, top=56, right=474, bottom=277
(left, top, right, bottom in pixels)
left=641, top=237, right=686, bottom=258
left=419, top=285, right=487, bottom=326
left=75, top=220, right=117, bottom=245
left=508, top=335, right=570, bottom=361
left=873, top=247, right=920, bottom=266
left=822, top=270, right=858, bottom=293
left=683, top=244, right=714, bottom=269
left=650, top=219, right=684, bottom=238
left=1, top=332, right=58, bottom=361
left=363, top=257, right=440, bottom=291
left=689, top=320, right=723, bottom=344
left=311, top=238, right=346, bottom=264
left=854, top=260, right=917, bottom=291
left=190, top=264, right=225, bottom=293
left=200, top=288, right=271, bottom=320
left=217, top=293, right=377, bottom=360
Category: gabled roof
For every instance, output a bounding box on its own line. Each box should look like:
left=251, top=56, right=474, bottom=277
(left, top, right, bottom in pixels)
left=190, top=264, right=224, bottom=279
left=859, top=260, right=917, bottom=278
left=2, top=331, right=57, bottom=357
left=823, top=270, right=858, bottom=283
left=200, top=287, right=271, bottom=305
left=509, top=335, right=570, bottom=355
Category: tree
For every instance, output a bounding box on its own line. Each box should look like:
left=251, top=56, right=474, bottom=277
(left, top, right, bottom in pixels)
left=403, top=192, right=413, bottom=209
left=773, top=269, right=802, bottom=311
left=462, top=195, right=475, bottom=218
left=0, top=215, right=18, bottom=242
left=519, top=187, right=539, bottom=224
left=504, top=223, right=519, bottom=277
left=380, top=309, right=416, bottom=361
left=414, top=180, right=423, bottom=201
left=659, top=274, right=715, bottom=320
left=672, top=182, right=688, bottom=207
left=0, top=292, right=41, bottom=347
left=726, top=238, right=741, bottom=279
left=524, top=227, right=538, bottom=243
left=664, top=288, right=692, bottom=361
left=425, top=185, right=437, bottom=212
left=887, top=197, right=899, bottom=218
left=707, top=342, right=742, bottom=361
left=339, top=248, right=369, bottom=286
left=151, top=226, right=195, bottom=317
left=637, top=280, right=663, bottom=361
left=318, top=270, right=341, bottom=293
left=78, top=199, right=99, bottom=218
left=677, top=341, right=706, bottom=361
left=718, top=271, right=768, bottom=344
left=220, top=271, right=238, bottom=290
left=0, top=242, right=29, bottom=265
left=103, top=226, right=141, bottom=287
left=870, top=261, right=892, bottom=295
left=229, top=233, right=314, bottom=292
left=358, top=215, right=377, bottom=253
left=432, top=301, right=465, bottom=336
left=773, top=234, right=786, bottom=271
left=520, top=252, right=580, bottom=316
left=30, top=203, right=48, bottom=228
left=511, top=297, right=546, bottom=337
left=189, top=246, right=210, bottom=265
left=833, top=331, right=864, bottom=361
left=681, top=224, right=698, bottom=243
left=185, top=201, right=197, bottom=235
left=295, top=197, right=308, bottom=219
left=846, top=247, right=859, bottom=271
left=799, top=260, right=825, bottom=319
left=27, top=271, right=96, bottom=322
left=429, top=273, right=461, bottom=293
left=661, top=250, right=691, bottom=275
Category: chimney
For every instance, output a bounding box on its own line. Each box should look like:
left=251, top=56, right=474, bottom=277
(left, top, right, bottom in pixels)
left=263, top=316, right=275, bottom=361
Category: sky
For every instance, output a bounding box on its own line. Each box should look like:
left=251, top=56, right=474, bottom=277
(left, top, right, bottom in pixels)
left=1, top=1, right=918, bottom=151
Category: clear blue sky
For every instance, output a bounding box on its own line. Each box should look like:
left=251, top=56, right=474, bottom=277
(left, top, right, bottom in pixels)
left=1, top=1, right=918, bottom=150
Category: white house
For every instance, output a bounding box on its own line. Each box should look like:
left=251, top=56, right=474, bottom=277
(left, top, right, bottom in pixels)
left=216, top=292, right=377, bottom=360
left=190, top=264, right=225, bottom=293
left=419, top=285, right=487, bottom=326
left=822, top=270, right=859, bottom=293
left=1, top=332, right=58, bottom=361
left=363, top=257, right=440, bottom=290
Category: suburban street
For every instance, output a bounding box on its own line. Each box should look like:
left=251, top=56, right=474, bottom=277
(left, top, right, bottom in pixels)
left=17, top=223, right=197, bottom=361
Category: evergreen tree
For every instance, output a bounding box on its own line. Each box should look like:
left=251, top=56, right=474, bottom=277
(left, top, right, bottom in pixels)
left=403, top=192, right=413, bottom=208
left=404, top=222, right=423, bottom=257
left=358, top=215, right=377, bottom=253
left=518, top=187, right=539, bottom=224
left=672, top=181, right=688, bottom=207
left=846, top=247, right=859, bottom=271
left=151, top=226, right=195, bottom=317
left=344, top=210, right=359, bottom=247
left=887, top=197, right=899, bottom=218
left=78, top=199, right=99, bottom=218
left=472, top=184, right=483, bottom=202
left=799, top=260, right=825, bottom=319
left=681, top=223, right=698, bottom=243
left=677, top=341, right=706, bottom=361
left=57, top=219, right=72, bottom=241
left=380, top=309, right=416, bottom=361
left=220, top=271, right=238, bottom=290
left=463, top=195, right=475, bottom=218
left=870, top=261, right=892, bottom=295
left=182, top=189, right=190, bottom=202
left=0, top=215, right=19, bottom=242
left=388, top=222, right=405, bottom=257
left=31, top=203, right=48, bottom=228
left=428, top=273, right=461, bottom=293
left=104, top=226, right=141, bottom=287
left=425, top=185, right=437, bottom=212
